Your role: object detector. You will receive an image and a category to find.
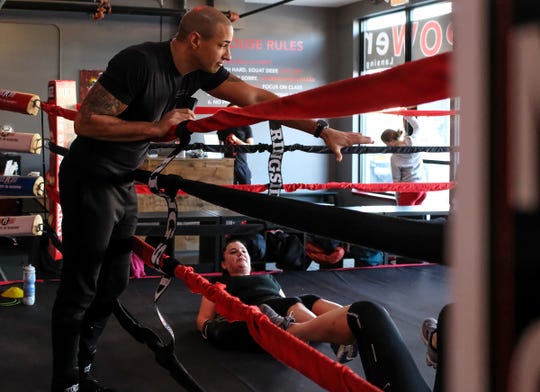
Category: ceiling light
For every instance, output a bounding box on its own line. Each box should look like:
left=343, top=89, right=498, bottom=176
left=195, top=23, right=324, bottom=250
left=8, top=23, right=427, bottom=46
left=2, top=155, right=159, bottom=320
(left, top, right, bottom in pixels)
left=385, top=0, right=409, bottom=6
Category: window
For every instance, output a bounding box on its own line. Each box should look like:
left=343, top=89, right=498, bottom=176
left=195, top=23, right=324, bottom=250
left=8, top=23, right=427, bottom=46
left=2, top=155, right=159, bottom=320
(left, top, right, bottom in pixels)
left=358, top=2, right=453, bottom=206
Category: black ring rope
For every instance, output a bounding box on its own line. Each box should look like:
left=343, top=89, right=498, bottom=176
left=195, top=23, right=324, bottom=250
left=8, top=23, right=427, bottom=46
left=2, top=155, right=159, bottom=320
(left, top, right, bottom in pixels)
left=150, top=142, right=453, bottom=155
left=423, top=159, right=450, bottom=165
left=131, top=169, right=446, bottom=264
left=48, top=141, right=447, bottom=264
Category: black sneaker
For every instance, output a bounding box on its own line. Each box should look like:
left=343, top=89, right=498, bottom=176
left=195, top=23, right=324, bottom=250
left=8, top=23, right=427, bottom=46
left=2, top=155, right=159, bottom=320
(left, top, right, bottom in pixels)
left=259, top=304, right=295, bottom=330
left=79, top=377, right=119, bottom=392
left=59, top=385, right=79, bottom=392
left=331, top=343, right=358, bottom=364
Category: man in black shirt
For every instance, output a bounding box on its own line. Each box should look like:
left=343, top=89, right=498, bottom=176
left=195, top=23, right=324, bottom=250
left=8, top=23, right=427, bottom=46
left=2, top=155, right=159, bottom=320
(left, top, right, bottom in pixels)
left=51, top=5, right=373, bottom=392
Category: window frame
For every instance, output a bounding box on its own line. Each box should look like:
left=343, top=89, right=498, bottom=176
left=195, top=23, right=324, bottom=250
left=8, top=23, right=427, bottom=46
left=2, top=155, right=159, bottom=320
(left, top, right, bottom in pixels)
left=357, top=1, right=455, bottom=206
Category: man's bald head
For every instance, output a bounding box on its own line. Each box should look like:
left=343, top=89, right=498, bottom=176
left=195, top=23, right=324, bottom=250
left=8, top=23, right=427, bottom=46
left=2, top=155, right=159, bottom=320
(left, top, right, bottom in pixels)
left=175, top=6, right=232, bottom=41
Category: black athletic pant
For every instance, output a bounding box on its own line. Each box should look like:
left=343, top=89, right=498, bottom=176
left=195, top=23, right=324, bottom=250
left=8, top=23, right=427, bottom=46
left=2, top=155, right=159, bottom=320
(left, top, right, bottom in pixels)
left=348, top=301, right=443, bottom=392
left=203, top=317, right=263, bottom=352
left=51, top=160, right=137, bottom=390
left=233, top=159, right=252, bottom=185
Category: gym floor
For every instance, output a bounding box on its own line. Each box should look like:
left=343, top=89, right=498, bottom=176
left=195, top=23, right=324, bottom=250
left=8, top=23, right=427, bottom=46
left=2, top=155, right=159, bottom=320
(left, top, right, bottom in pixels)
left=0, top=264, right=448, bottom=391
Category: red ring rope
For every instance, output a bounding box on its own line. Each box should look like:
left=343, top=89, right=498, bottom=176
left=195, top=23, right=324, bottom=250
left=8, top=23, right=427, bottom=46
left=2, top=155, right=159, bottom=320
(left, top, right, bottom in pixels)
left=26, top=52, right=452, bottom=142
left=180, top=52, right=451, bottom=133
left=134, top=181, right=455, bottom=195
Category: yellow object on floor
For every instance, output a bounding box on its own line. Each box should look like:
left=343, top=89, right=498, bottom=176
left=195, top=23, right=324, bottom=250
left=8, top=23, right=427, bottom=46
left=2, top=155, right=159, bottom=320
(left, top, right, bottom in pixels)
left=1, top=286, right=24, bottom=299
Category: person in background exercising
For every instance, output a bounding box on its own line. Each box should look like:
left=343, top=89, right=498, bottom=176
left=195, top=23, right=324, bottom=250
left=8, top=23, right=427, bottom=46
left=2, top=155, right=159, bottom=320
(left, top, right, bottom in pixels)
left=381, top=113, right=427, bottom=206
left=217, top=104, right=254, bottom=184
left=51, top=5, right=373, bottom=392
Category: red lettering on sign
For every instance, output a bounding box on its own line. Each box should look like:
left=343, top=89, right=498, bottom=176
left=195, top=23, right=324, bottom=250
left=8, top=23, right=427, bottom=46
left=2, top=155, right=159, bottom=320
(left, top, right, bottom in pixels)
left=266, top=40, right=303, bottom=51
left=230, top=38, right=263, bottom=50
left=392, top=25, right=406, bottom=57
left=446, top=23, right=454, bottom=46
left=420, top=20, right=443, bottom=57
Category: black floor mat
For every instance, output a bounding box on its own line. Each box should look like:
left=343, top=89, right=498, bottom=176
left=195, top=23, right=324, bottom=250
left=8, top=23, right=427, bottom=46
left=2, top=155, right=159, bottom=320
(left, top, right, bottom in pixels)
left=0, top=264, right=448, bottom=391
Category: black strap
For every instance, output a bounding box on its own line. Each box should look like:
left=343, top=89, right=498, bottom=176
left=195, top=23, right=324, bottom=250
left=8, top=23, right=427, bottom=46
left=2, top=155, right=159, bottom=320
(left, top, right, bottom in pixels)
left=119, top=97, right=203, bottom=390
left=145, top=97, right=199, bottom=358
left=268, top=120, right=284, bottom=196
left=112, top=299, right=205, bottom=392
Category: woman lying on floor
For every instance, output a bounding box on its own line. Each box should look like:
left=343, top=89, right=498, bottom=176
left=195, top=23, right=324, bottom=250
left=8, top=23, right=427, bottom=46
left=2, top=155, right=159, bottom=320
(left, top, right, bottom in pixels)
left=196, top=237, right=357, bottom=363
left=197, top=237, right=448, bottom=392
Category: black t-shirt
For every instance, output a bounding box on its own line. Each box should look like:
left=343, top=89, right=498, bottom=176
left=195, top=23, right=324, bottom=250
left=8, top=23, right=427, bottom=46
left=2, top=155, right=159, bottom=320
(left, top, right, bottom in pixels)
left=212, top=274, right=282, bottom=306
left=217, top=125, right=254, bottom=160
left=66, top=41, right=229, bottom=180
left=217, top=125, right=253, bottom=184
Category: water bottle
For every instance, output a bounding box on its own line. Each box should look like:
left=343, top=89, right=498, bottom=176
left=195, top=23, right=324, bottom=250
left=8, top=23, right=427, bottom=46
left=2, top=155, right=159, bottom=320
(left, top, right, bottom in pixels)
left=22, top=264, right=36, bottom=306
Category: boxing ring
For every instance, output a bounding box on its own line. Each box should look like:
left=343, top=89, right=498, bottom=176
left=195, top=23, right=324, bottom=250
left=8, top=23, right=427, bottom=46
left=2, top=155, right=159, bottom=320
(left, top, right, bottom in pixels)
left=0, top=52, right=454, bottom=391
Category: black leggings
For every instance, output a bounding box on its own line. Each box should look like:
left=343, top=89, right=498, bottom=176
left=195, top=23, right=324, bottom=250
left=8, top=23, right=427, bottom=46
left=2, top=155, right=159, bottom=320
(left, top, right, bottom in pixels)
left=202, top=316, right=263, bottom=352
left=347, top=301, right=447, bottom=392
left=51, top=160, right=138, bottom=390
